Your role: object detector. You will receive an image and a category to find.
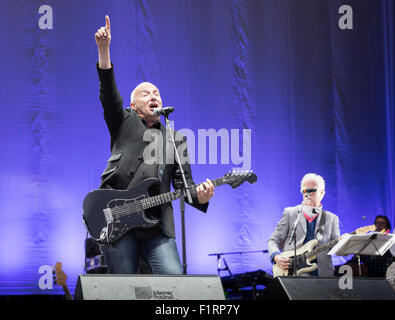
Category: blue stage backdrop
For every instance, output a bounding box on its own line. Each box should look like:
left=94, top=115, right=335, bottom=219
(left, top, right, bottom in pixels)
left=0, top=0, right=394, bottom=295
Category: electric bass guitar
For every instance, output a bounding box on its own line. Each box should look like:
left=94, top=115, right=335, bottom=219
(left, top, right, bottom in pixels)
left=83, top=172, right=257, bottom=244
left=272, top=225, right=377, bottom=278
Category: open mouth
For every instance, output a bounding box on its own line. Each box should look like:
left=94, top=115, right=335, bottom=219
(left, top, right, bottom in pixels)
left=149, top=103, right=159, bottom=110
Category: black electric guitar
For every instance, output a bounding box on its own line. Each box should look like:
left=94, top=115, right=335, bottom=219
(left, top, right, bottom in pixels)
left=83, top=172, right=257, bottom=244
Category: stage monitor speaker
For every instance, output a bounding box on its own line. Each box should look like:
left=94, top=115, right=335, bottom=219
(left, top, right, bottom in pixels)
left=74, top=274, right=225, bottom=300
left=262, top=277, right=395, bottom=300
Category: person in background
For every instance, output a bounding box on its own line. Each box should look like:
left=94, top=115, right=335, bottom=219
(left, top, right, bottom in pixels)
left=268, top=173, right=340, bottom=277
left=344, top=215, right=394, bottom=277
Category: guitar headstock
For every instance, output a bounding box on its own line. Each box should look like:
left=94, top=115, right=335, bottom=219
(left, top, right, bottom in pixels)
left=53, top=262, right=67, bottom=287
left=379, top=228, right=390, bottom=234
left=223, top=170, right=257, bottom=189
left=354, top=225, right=376, bottom=235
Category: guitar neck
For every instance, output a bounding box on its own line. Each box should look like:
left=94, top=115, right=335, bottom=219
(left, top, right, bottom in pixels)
left=187, top=177, right=232, bottom=196
left=305, top=230, right=358, bottom=259
left=139, top=177, right=228, bottom=210
left=62, top=285, right=73, bottom=301
left=305, top=238, right=339, bottom=259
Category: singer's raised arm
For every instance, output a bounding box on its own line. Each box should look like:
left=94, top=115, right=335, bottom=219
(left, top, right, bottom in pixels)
left=95, top=15, right=125, bottom=138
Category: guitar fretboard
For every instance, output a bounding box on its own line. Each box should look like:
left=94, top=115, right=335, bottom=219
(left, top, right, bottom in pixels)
left=116, top=177, right=231, bottom=217
left=305, top=231, right=358, bottom=259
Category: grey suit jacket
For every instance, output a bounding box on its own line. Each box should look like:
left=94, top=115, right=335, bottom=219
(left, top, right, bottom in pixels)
left=268, top=204, right=340, bottom=277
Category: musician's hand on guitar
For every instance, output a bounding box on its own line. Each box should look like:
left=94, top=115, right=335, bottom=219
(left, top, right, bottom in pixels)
left=274, top=255, right=291, bottom=270
left=196, top=179, right=214, bottom=204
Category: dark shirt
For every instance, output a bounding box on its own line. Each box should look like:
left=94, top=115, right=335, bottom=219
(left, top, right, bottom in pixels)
left=352, top=251, right=394, bottom=277
left=303, top=219, right=318, bottom=276
left=128, top=121, right=163, bottom=240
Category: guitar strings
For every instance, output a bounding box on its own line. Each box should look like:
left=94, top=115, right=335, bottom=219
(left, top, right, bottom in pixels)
left=110, top=178, right=226, bottom=219
left=108, top=178, right=225, bottom=219
left=110, top=188, right=185, bottom=219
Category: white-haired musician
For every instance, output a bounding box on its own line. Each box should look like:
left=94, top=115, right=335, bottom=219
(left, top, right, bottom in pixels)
left=268, top=173, right=340, bottom=277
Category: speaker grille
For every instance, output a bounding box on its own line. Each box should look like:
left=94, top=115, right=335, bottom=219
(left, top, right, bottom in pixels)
left=134, top=286, right=153, bottom=300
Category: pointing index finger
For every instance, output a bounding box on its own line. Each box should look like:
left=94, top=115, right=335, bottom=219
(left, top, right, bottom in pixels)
left=105, top=15, right=111, bottom=30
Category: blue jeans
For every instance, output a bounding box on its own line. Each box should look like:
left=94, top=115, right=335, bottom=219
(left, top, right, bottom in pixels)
left=102, top=231, right=183, bottom=275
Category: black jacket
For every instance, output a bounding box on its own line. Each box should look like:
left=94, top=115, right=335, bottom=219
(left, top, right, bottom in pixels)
left=97, top=64, right=208, bottom=238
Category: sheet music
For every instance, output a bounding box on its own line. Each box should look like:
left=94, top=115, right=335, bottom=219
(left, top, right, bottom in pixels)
left=328, top=233, right=395, bottom=256
left=390, top=231, right=395, bottom=256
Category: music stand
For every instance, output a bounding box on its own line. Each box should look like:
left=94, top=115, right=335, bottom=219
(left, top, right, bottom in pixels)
left=328, top=233, right=395, bottom=276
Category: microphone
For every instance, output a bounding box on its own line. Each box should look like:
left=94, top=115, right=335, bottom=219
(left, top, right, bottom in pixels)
left=301, top=188, right=317, bottom=194
left=153, top=106, right=175, bottom=117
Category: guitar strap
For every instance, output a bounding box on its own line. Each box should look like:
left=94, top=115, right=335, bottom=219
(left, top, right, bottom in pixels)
left=315, top=210, right=326, bottom=242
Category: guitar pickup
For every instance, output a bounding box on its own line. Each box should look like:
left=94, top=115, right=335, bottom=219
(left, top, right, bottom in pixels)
left=103, top=208, right=114, bottom=224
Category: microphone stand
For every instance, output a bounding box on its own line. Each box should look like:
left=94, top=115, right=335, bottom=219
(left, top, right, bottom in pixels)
left=209, top=250, right=269, bottom=276
left=163, top=114, right=192, bottom=275
left=288, top=192, right=312, bottom=277
left=213, top=254, right=232, bottom=276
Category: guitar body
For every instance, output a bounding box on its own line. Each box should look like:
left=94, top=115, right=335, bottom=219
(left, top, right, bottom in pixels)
left=272, top=239, right=319, bottom=278
left=83, top=178, right=161, bottom=245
